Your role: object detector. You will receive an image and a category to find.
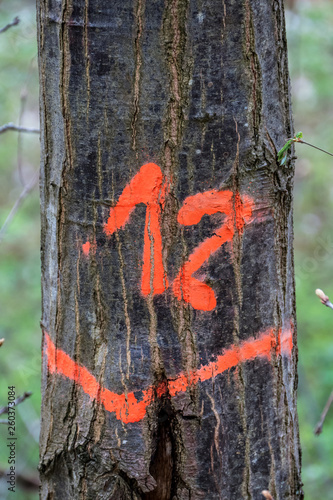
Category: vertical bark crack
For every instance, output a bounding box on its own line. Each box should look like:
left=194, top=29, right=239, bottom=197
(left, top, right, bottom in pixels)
left=143, top=401, right=177, bottom=500
left=244, top=0, right=262, bottom=142
left=131, top=0, right=145, bottom=154
left=84, top=0, right=90, bottom=118
left=115, top=231, right=132, bottom=382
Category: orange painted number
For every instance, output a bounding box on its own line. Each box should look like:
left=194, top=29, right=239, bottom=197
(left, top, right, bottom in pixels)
left=103, top=163, right=253, bottom=310
left=104, top=163, right=169, bottom=296
left=173, top=190, right=253, bottom=311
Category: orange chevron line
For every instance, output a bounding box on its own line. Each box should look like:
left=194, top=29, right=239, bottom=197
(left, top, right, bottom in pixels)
left=44, top=327, right=293, bottom=424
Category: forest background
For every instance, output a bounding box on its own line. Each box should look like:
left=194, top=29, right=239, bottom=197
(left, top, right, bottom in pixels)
left=0, top=0, right=332, bottom=498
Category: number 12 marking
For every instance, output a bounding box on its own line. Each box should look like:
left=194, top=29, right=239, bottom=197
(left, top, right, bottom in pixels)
left=101, top=163, right=253, bottom=311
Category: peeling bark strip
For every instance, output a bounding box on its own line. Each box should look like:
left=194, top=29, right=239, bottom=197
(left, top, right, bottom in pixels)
left=44, top=327, right=293, bottom=424
left=38, top=0, right=303, bottom=498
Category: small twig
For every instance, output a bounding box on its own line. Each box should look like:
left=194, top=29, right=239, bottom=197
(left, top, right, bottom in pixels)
left=0, top=338, right=4, bottom=347
left=17, top=88, right=28, bottom=185
left=315, top=288, right=333, bottom=310
left=314, top=390, right=333, bottom=435
left=0, top=392, right=32, bottom=416
left=278, top=131, right=333, bottom=165
left=0, top=122, right=40, bottom=135
left=0, top=16, right=20, bottom=34
left=0, top=170, right=39, bottom=242
left=0, top=468, right=40, bottom=491
left=314, top=289, right=333, bottom=434
left=299, top=139, right=333, bottom=158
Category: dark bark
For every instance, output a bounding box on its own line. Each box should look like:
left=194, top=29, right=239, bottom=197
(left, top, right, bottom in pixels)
left=38, top=0, right=303, bottom=498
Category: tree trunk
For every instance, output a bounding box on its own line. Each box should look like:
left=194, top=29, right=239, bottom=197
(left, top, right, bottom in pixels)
left=37, top=0, right=303, bottom=498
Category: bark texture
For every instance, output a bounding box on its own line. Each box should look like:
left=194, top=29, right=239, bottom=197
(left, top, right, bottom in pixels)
left=38, top=0, right=303, bottom=498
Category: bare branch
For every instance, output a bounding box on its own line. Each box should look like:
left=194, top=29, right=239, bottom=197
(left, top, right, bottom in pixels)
left=0, top=16, right=20, bottom=34
left=0, top=122, right=40, bottom=135
left=0, top=467, right=40, bottom=491
left=0, top=392, right=32, bottom=416
left=314, top=390, right=333, bottom=435
left=17, top=88, right=28, bottom=185
left=313, top=290, right=333, bottom=434
left=299, top=139, right=333, bottom=158
left=0, top=170, right=39, bottom=242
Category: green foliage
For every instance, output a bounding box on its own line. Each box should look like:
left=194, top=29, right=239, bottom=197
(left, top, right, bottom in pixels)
left=277, top=131, right=303, bottom=165
left=278, top=138, right=294, bottom=165
left=287, top=1, right=333, bottom=498
left=0, top=1, right=40, bottom=499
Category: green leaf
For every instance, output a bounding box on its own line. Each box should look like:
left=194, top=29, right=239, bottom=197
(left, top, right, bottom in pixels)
left=295, top=131, right=303, bottom=140
left=280, top=154, right=287, bottom=166
left=278, top=139, right=293, bottom=161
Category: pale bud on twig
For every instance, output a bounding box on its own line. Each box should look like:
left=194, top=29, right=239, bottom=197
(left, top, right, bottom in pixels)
left=261, top=491, right=273, bottom=500
left=315, top=289, right=333, bottom=310
left=315, top=288, right=329, bottom=303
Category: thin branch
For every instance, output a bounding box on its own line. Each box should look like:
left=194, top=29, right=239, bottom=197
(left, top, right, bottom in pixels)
left=0, top=468, right=40, bottom=491
left=0, top=170, right=39, bottom=242
left=314, top=390, right=333, bottom=435
left=0, top=339, right=4, bottom=347
left=17, top=89, right=28, bottom=185
left=0, top=392, right=32, bottom=416
left=299, top=139, right=333, bottom=158
left=0, top=122, right=40, bottom=135
left=16, top=397, right=40, bottom=443
left=0, top=16, right=20, bottom=34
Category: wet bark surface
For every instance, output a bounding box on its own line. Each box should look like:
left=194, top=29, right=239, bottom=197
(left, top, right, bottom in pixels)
left=38, top=0, right=303, bottom=498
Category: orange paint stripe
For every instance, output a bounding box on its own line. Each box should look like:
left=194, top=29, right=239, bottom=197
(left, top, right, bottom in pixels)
left=44, top=327, right=293, bottom=424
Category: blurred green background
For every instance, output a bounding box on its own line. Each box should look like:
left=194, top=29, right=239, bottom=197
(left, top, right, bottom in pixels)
left=0, top=0, right=333, bottom=498
left=0, top=0, right=40, bottom=499
left=286, top=0, right=333, bottom=500
left=287, top=0, right=333, bottom=497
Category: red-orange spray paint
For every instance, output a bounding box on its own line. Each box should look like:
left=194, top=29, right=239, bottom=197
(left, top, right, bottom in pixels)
left=104, top=163, right=169, bottom=295
left=82, top=241, right=91, bottom=256
left=173, top=190, right=253, bottom=311
left=44, top=327, right=292, bottom=424
left=91, top=164, right=254, bottom=311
